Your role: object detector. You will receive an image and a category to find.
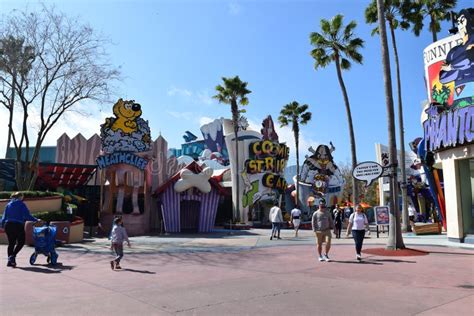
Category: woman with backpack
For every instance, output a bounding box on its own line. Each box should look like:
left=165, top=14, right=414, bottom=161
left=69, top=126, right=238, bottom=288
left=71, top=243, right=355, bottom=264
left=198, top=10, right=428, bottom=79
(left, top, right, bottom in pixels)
left=346, top=204, right=369, bottom=261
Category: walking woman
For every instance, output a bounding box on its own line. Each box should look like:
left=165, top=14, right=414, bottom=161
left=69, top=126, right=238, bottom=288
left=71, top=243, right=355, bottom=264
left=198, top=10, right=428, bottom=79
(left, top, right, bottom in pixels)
left=346, top=204, right=369, bottom=261
left=1, top=192, right=38, bottom=267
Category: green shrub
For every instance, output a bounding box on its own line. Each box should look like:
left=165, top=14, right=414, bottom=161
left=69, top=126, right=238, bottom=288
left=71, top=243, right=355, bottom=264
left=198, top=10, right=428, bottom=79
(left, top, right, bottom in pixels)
left=0, top=191, right=63, bottom=199
left=35, top=211, right=74, bottom=222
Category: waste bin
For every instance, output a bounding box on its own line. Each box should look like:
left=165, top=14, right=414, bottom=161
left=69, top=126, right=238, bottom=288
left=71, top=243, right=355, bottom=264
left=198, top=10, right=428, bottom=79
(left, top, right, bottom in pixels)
left=51, top=221, right=71, bottom=244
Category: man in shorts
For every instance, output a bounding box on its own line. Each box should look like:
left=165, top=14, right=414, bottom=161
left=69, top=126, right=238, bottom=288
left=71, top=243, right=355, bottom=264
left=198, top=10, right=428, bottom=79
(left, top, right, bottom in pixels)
left=312, top=199, right=334, bottom=262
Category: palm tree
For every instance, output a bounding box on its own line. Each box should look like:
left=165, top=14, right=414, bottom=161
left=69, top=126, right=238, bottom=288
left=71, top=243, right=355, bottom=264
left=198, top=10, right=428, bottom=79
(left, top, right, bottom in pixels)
left=213, top=76, right=251, bottom=223
left=376, top=0, right=405, bottom=249
left=365, top=0, right=413, bottom=232
left=278, top=101, right=312, bottom=208
left=408, top=0, right=457, bottom=42
left=310, top=14, right=363, bottom=205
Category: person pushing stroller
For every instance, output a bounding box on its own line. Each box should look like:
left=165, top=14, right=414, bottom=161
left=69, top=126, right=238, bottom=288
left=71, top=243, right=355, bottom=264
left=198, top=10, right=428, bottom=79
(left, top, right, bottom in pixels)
left=110, top=216, right=130, bottom=270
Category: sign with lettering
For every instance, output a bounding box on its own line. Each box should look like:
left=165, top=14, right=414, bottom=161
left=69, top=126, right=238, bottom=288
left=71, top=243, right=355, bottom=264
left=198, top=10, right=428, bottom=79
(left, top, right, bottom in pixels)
left=423, top=105, right=474, bottom=151
left=96, top=152, right=148, bottom=170
left=352, top=161, right=384, bottom=186
left=243, top=140, right=289, bottom=191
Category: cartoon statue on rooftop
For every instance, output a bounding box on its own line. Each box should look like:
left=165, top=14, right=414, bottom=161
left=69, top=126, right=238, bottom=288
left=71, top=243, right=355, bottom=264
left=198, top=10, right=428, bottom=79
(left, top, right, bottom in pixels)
left=439, top=8, right=474, bottom=108
left=100, top=98, right=151, bottom=153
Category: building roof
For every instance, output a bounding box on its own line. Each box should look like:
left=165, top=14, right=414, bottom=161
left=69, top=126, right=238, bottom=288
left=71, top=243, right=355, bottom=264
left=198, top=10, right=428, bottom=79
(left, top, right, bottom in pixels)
left=36, top=162, right=97, bottom=189
left=154, top=161, right=226, bottom=196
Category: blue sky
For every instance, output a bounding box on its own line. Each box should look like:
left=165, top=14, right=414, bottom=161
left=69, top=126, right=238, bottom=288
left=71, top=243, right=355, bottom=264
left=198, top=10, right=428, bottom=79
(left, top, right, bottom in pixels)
left=1, top=0, right=471, bottom=165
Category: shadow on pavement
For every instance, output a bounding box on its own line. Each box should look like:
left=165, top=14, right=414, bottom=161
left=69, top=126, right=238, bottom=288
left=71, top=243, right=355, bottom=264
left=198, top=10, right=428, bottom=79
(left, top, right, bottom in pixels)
left=121, top=268, right=156, bottom=274
left=368, top=258, right=417, bottom=264
left=332, top=260, right=383, bottom=265
left=18, top=263, right=75, bottom=273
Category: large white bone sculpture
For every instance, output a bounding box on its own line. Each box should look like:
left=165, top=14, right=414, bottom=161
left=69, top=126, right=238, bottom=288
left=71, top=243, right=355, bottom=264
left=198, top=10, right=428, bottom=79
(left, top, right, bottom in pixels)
left=174, top=167, right=213, bottom=193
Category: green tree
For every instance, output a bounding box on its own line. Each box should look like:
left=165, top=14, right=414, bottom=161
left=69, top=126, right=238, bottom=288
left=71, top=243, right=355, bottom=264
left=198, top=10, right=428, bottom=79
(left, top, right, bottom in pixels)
left=408, top=0, right=457, bottom=42
left=375, top=0, right=405, bottom=249
left=0, top=7, right=120, bottom=190
left=278, top=101, right=312, bottom=208
left=310, top=14, right=364, bottom=205
left=213, top=76, right=251, bottom=223
left=0, top=36, right=35, bottom=157
left=366, top=0, right=414, bottom=232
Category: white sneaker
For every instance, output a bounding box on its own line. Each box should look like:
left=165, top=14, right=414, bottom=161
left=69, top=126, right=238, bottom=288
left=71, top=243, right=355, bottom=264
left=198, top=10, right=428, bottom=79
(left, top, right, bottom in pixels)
left=356, top=254, right=362, bottom=261
left=318, top=255, right=324, bottom=262
left=323, top=254, right=331, bottom=262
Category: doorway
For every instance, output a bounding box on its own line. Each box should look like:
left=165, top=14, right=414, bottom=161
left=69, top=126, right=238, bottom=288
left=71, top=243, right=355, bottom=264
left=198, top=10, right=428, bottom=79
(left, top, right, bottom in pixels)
left=180, top=200, right=201, bottom=233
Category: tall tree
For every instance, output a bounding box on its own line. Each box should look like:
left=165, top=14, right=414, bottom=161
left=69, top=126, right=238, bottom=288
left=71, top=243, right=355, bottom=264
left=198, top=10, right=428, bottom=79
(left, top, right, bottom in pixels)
left=0, top=36, right=35, bottom=158
left=408, top=0, right=457, bottom=42
left=310, top=14, right=364, bottom=205
left=365, top=0, right=413, bottom=232
left=278, top=101, right=312, bottom=208
left=213, top=76, right=251, bottom=223
left=376, top=0, right=405, bottom=249
left=0, top=6, right=120, bottom=190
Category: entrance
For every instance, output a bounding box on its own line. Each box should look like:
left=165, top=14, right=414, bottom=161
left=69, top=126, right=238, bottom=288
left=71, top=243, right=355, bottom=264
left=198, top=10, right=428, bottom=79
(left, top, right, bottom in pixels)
left=458, top=159, right=474, bottom=235
left=180, top=200, right=200, bottom=233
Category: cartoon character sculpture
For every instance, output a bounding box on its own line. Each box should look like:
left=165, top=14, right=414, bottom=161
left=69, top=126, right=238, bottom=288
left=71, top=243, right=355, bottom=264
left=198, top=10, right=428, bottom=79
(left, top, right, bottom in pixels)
left=300, top=142, right=344, bottom=199
left=439, top=9, right=474, bottom=108
left=98, top=98, right=152, bottom=216
left=100, top=98, right=151, bottom=153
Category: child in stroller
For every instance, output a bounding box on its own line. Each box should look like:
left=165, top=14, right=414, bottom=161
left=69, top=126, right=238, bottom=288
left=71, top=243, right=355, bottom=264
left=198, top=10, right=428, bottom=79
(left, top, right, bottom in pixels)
left=30, top=224, right=58, bottom=265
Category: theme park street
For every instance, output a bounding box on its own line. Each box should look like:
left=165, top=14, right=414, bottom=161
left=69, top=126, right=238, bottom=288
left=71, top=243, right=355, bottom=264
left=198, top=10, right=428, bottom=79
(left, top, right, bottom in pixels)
left=1, top=229, right=473, bottom=316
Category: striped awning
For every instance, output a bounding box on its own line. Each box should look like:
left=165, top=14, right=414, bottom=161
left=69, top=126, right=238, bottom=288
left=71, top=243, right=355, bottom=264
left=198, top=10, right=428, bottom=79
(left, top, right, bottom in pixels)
left=36, top=163, right=97, bottom=189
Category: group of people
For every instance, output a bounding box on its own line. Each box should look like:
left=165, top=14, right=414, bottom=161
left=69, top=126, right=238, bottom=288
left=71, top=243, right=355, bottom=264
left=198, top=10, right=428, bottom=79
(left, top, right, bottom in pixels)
left=3, top=191, right=369, bottom=268
left=2, top=191, right=131, bottom=269
left=269, top=200, right=370, bottom=262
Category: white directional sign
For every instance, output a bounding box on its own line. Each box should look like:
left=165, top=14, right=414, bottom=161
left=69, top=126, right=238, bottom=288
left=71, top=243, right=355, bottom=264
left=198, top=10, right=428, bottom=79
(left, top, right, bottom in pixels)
left=352, top=161, right=384, bottom=186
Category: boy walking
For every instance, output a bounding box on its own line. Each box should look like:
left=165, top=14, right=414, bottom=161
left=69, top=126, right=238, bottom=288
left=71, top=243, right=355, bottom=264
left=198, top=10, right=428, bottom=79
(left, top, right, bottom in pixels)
left=312, top=199, right=334, bottom=262
left=110, top=217, right=130, bottom=270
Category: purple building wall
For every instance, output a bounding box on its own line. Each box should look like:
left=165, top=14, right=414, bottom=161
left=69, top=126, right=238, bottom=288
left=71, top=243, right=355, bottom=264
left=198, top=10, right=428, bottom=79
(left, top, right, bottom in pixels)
left=159, top=185, right=220, bottom=233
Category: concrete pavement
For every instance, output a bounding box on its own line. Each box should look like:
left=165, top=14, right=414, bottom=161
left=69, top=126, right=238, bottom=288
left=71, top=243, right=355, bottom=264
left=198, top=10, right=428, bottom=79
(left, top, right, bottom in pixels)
left=1, top=228, right=473, bottom=315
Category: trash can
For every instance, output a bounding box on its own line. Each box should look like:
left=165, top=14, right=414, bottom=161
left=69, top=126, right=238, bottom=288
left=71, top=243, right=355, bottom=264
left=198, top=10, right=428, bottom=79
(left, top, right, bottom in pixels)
left=51, top=221, right=71, bottom=244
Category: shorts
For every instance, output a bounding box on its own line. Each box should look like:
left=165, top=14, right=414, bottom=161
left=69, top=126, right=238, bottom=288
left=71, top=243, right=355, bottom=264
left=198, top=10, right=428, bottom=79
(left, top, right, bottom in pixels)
left=293, top=219, right=301, bottom=229
left=315, top=229, right=332, bottom=246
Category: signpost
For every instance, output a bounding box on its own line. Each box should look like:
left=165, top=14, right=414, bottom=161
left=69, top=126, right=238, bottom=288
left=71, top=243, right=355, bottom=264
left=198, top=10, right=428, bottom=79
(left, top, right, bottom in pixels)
left=374, top=206, right=390, bottom=238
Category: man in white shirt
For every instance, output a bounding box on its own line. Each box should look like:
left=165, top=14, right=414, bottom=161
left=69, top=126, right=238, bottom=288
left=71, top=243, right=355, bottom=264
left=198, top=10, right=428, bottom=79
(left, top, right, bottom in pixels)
left=290, top=207, right=302, bottom=237
left=269, top=201, right=283, bottom=240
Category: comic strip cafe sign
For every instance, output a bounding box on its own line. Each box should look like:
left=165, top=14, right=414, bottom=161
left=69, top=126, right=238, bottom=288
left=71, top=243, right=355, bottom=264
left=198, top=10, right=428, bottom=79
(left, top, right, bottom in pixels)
left=423, top=106, right=474, bottom=152
left=96, top=152, right=148, bottom=170
left=245, top=140, right=289, bottom=191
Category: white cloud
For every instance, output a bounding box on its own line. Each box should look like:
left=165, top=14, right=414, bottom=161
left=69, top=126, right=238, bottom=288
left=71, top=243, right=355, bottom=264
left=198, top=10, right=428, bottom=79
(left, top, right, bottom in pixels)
left=197, top=90, right=215, bottom=105
left=0, top=105, right=109, bottom=158
left=167, top=86, right=192, bottom=97
left=199, top=116, right=214, bottom=126
left=228, top=2, right=242, bottom=15
left=167, top=111, right=194, bottom=121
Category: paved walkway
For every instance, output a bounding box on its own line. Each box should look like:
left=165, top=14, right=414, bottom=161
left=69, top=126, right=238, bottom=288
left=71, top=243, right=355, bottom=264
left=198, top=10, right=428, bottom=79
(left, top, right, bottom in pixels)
left=1, top=229, right=473, bottom=315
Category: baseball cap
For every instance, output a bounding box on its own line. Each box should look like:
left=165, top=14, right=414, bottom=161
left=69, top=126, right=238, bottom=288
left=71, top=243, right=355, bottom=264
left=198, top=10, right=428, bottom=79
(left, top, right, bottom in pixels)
left=319, top=198, right=326, bottom=205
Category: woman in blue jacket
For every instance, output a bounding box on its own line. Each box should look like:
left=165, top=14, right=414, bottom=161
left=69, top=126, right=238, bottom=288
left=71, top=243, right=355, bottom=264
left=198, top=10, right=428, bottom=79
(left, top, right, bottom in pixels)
left=1, top=192, right=38, bottom=267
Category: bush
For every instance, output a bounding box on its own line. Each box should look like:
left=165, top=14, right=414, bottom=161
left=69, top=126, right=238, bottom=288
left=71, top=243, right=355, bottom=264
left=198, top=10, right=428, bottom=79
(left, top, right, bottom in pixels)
left=35, top=211, right=74, bottom=223
left=0, top=191, right=63, bottom=199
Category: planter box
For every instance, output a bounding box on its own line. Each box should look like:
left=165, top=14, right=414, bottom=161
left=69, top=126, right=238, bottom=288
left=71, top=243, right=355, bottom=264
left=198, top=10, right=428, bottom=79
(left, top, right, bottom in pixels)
left=69, top=217, right=84, bottom=243
left=413, top=222, right=441, bottom=235
left=0, top=196, right=63, bottom=215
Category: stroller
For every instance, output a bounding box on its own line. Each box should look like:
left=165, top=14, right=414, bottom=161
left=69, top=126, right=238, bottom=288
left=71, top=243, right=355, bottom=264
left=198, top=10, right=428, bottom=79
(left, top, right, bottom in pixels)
left=30, top=225, right=59, bottom=265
